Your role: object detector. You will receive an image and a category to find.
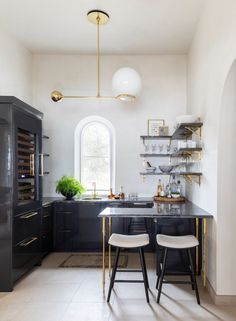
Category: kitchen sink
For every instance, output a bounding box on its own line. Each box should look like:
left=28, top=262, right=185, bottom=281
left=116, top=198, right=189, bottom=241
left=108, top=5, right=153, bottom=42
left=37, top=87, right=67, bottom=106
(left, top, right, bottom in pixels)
left=82, top=197, right=103, bottom=200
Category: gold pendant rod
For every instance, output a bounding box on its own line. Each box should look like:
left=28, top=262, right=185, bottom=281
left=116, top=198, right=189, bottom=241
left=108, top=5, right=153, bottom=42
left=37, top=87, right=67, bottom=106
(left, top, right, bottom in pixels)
left=97, top=16, right=101, bottom=97
left=63, top=95, right=114, bottom=99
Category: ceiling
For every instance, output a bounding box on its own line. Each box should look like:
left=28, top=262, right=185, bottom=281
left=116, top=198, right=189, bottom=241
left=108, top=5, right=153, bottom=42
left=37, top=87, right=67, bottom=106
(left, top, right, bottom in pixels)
left=0, top=0, right=205, bottom=54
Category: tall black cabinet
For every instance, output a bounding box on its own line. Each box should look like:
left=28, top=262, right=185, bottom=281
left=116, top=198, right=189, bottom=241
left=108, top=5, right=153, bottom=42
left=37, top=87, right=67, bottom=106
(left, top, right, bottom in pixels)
left=0, top=96, right=43, bottom=291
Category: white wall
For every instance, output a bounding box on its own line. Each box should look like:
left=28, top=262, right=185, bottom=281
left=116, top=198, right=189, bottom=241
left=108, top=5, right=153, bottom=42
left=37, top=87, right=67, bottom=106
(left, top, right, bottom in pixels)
left=187, top=0, right=236, bottom=295
left=218, top=60, right=236, bottom=295
left=0, top=28, right=32, bottom=103
left=32, top=54, right=187, bottom=197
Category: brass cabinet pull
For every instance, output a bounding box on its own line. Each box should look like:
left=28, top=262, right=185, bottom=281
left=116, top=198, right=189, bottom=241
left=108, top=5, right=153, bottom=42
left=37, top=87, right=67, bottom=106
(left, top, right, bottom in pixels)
left=43, top=204, right=51, bottom=208
left=20, top=211, right=38, bottom=219
left=43, top=214, right=50, bottom=219
left=18, top=236, right=38, bottom=247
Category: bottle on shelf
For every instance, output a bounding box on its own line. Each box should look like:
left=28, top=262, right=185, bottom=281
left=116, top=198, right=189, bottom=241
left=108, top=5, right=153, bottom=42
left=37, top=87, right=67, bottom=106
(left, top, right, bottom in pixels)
left=165, top=183, right=172, bottom=198
left=108, top=188, right=115, bottom=199
left=177, top=180, right=182, bottom=195
left=170, top=175, right=178, bottom=194
left=157, top=179, right=163, bottom=197
left=119, top=186, right=125, bottom=199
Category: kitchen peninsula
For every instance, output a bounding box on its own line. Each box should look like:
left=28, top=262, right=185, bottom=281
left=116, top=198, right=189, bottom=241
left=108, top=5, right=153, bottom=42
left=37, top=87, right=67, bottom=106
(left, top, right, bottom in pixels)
left=99, top=201, right=213, bottom=292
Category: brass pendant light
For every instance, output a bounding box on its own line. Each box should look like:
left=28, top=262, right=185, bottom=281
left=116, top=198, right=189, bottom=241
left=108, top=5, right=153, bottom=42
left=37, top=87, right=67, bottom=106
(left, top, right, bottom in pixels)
left=51, top=10, right=141, bottom=102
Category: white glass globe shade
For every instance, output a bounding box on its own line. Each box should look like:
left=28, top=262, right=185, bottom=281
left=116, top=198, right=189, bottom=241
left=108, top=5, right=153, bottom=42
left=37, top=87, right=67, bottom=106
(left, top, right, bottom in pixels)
left=112, top=67, right=142, bottom=101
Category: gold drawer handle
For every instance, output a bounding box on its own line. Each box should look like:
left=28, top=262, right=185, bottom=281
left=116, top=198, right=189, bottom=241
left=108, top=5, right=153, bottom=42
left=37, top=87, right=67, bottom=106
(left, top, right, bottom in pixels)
left=43, top=214, right=50, bottom=219
left=19, top=237, right=38, bottom=247
left=20, top=211, right=38, bottom=219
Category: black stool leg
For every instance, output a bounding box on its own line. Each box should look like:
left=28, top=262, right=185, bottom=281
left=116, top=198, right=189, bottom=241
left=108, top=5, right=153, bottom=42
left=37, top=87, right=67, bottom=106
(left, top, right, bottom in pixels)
left=107, top=247, right=120, bottom=303
left=186, top=249, right=195, bottom=290
left=139, top=248, right=149, bottom=303
left=156, top=247, right=164, bottom=289
left=157, top=247, right=168, bottom=304
left=140, top=247, right=149, bottom=289
left=187, top=248, right=200, bottom=305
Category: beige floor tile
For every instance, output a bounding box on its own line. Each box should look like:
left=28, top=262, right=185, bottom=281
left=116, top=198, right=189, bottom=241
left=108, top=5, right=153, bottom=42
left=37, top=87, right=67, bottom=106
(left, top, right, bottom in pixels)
left=62, top=302, right=111, bottom=321
left=14, top=302, right=69, bottom=321
left=71, top=274, right=112, bottom=303
left=0, top=253, right=235, bottom=321
left=0, top=303, right=23, bottom=321
left=26, top=283, right=80, bottom=303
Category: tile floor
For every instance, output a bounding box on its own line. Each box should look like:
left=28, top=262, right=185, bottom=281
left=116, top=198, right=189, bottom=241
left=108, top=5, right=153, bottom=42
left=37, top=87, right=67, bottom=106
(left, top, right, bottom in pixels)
left=0, top=252, right=236, bottom=321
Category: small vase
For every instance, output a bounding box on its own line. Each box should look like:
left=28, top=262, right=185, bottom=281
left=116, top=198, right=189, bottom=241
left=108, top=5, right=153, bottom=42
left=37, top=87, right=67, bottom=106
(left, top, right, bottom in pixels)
left=62, top=192, right=76, bottom=200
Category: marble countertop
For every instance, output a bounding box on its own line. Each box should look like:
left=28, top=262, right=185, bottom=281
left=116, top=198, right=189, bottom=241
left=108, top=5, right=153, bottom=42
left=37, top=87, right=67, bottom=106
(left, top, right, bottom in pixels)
left=42, top=196, right=154, bottom=206
left=98, top=200, right=213, bottom=218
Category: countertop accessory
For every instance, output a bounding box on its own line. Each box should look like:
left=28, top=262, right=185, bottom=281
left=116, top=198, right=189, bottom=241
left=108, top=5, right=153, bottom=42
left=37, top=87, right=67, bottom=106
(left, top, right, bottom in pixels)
left=159, top=165, right=174, bottom=173
left=154, top=196, right=185, bottom=203
left=51, top=10, right=141, bottom=102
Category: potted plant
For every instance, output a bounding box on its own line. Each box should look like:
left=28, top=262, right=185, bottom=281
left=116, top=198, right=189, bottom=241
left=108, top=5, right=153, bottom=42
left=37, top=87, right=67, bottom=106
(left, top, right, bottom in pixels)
left=56, top=176, right=85, bottom=200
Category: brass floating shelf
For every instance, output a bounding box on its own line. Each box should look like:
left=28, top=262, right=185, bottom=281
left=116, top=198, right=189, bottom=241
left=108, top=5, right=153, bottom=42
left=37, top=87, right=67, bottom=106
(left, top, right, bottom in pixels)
left=141, top=122, right=203, bottom=142
left=171, top=122, right=203, bottom=140
left=140, top=153, right=171, bottom=157
left=140, top=122, right=203, bottom=186
left=140, top=135, right=172, bottom=141
left=140, top=148, right=202, bottom=158
left=139, top=172, right=202, bottom=185
left=171, top=147, right=202, bottom=157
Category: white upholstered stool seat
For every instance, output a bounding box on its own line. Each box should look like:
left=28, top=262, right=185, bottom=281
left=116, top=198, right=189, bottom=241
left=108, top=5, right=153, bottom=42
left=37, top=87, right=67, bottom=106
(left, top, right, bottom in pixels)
left=156, top=234, right=199, bottom=249
left=108, top=233, right=149, bottom=248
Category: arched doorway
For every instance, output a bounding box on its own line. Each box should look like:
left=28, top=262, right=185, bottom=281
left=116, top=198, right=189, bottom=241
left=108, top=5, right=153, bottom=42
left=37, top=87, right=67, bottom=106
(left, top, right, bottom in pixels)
left=217, top=59, right=236, bottom=294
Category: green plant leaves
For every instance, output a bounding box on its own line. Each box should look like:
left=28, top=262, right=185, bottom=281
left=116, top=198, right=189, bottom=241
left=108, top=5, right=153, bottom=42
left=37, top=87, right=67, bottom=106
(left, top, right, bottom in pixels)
left=56, top=176, right=86, bottom=198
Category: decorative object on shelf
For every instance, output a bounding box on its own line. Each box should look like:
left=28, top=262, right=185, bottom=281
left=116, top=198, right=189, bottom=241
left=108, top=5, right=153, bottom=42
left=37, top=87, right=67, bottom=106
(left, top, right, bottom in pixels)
left=176, top=115, right=199, bottom=124
left=166, top=144, right=171, bottom=153
left=159, top=126, right=169, bottom=136
left=56, top=176, right=85, bottom=200
left=158, top=144, right=164, bottom=153
left=51, top=10, right=141, bottom=103
left=151, top=143, right=156, bottom=153
left=144, top=143, right=149, bottom=152
left=159, top=165, right=174, bottom=173
left=144, top=160, right=156, bottom=173
left=148, top=119, right=165, bottom=136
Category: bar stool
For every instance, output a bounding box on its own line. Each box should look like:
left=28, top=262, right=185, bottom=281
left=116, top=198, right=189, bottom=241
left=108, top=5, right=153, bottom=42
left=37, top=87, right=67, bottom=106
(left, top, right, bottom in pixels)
left=156, top=234, right=200, bottom=304
left=107, top=233, right=150, bottom=303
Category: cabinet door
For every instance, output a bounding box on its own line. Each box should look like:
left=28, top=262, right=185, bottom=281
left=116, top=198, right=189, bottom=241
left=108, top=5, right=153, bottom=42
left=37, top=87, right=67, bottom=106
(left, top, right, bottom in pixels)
left=13, top=208, right=42, bottom=281
left=54, top=202, right=78, bottom=251
left=74, top=203, right=102, bottom=250
left=42, top=204, right=53, bottom=254
left=13, top=109, right=42, bottom=214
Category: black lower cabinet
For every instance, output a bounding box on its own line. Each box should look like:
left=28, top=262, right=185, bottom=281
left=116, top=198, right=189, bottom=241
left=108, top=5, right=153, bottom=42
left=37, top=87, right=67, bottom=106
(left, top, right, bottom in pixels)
left=53, top=202, right=78, bottom=251
left=42, top=204, right=53, bottom=256
left=13, top=208, right=42, bottom=283
left=53, top=201, right=128, bottom=251
left=74, top=203, right=103, bottom=250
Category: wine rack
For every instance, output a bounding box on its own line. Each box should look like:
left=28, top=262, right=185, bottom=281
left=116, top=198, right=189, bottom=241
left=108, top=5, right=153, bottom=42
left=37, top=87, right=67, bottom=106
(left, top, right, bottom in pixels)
left=17, top=128, right=36, bottom=204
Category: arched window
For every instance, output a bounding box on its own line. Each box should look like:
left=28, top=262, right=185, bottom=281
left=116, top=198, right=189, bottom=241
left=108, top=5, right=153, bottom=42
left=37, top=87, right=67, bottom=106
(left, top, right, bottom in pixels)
left=74, top=116, right=115, bottom=193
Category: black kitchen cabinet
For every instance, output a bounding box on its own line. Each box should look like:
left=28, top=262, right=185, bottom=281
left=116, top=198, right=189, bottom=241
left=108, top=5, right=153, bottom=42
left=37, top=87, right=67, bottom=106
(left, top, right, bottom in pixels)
left=0, top=96, right=43, bottom=291
left=74, top=203, right=103, bottom=250
left=42, top=204, right=53, bottom=256
left=53, top=202, right=79, bottom=250
left=53, top=200, right=153, bottom=251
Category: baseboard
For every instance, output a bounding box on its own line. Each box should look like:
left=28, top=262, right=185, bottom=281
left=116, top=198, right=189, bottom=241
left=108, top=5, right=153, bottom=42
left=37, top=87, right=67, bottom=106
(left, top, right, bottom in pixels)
left=207, top=278, right=236, bottom=305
